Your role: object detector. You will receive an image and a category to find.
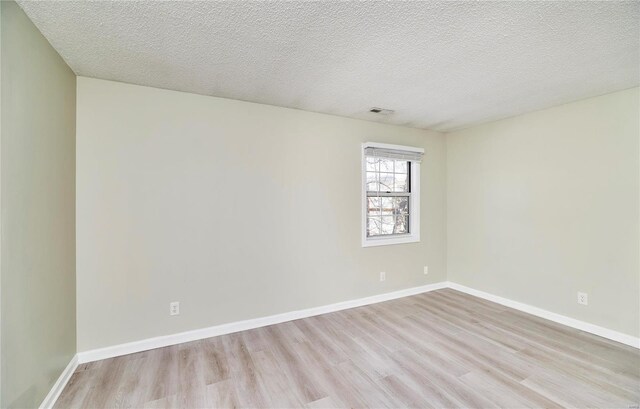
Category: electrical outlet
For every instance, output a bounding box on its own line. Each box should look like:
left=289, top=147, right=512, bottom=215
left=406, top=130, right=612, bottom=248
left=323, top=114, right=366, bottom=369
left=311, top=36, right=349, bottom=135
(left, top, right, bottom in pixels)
left=380, top=272, right=386, bottom=282
left=170, top=301, right=180, bottom=316
left=424, top=266, right=429, bottom=275
left=577, top=292, right=588, bottom=306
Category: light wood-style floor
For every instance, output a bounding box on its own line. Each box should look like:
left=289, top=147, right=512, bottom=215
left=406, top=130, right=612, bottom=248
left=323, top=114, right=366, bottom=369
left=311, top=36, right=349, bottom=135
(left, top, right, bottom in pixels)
left=56, top=289, right=640, bottom=408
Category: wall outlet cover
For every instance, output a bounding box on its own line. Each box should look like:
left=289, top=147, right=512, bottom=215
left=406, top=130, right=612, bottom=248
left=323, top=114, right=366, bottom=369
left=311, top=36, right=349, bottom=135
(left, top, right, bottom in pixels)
left=170, top=301, right=180, bottom=315
left=577, top=292, right=588, bottom=306
left=380, top=272, right=386, bottom=282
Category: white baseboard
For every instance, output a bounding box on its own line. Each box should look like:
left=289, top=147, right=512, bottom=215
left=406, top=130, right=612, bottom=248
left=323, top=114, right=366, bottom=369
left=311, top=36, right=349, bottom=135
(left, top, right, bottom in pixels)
left=76, top=279, right=639, bottom=365
left=447, top=281, right=640, bottom=349
left=44, top=280, right=637, bottom=407
left=39, top=354, right=78, bottom=409
left=78, top=281, right=448, bottom=363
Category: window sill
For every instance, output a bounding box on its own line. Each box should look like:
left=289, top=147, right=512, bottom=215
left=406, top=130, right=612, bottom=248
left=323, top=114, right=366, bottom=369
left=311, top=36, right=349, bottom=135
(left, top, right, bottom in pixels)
left=362, top=234, right=420, bottom=248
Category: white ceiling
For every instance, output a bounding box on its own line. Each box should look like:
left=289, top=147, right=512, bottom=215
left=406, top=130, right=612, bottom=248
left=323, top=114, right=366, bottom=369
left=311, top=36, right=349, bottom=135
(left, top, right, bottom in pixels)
left=17, top=1, right=640, bottom=131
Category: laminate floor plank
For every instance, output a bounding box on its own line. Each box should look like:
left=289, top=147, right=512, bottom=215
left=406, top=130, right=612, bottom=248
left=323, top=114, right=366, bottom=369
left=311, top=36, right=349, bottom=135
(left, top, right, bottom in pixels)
left=55, top=289, right=640, bottom=408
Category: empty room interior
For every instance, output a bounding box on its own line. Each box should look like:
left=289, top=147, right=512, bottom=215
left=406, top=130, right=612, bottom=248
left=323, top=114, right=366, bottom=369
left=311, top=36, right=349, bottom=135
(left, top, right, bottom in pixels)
left=1, top=1, right=639, bottom=408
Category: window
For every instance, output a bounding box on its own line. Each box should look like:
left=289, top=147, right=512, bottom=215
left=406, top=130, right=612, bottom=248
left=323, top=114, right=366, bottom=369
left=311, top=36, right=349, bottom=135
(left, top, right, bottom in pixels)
left=362, top=142, right=423, bottom=247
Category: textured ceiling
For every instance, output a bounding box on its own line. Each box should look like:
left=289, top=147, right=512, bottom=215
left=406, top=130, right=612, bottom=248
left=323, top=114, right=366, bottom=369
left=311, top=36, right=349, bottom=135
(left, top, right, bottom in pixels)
left=17, top=1, right=640, bottom=131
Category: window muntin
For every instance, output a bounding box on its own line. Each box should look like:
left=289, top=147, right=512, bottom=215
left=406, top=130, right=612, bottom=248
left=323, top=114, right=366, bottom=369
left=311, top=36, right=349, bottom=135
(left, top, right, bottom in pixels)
left=365, top=157, right=411, bottom=237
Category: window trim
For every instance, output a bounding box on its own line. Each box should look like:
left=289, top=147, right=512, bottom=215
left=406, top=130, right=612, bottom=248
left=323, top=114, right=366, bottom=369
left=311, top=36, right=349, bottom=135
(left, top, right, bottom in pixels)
left=361, top=142, right=422, bottom=247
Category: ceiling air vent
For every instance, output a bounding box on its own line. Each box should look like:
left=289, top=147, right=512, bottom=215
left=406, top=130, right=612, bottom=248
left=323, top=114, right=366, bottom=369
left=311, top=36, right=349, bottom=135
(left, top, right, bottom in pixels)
left=369, top=107, right=395, bottom=115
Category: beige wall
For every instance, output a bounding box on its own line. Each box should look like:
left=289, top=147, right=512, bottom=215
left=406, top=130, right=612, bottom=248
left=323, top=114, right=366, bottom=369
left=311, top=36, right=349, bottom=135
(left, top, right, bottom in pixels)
left=447, top=88, right=640, bottom=337
left=0, top=2, right=76, bottom=408
left=76, top=77, right=447, bottom=351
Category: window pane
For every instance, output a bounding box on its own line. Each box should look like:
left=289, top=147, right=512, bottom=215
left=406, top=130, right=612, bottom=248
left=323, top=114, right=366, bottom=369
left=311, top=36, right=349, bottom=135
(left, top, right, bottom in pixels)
left=366, top=171, right=378, bottom=192
left=378, top=173, right=394, bottom=192
left=366, top=157, right=379, bottom=172
left=367, top=182, right=379, bottom=192
left=380, top=216, right=395, bottom=234
left=379, top=159, right=394, bottom=173
left=381, top=197, right=394, bottom=216
left=367, top=197, right=381, bottom=216
left=393, top=174, right=408, bottom=192
left=395, top=160, right=408, bottom=174
left=367, top=217, right=381, bottom=237
left=393, top=215, right=409, bottom=234
left=394, top=197, right=409, bottom=214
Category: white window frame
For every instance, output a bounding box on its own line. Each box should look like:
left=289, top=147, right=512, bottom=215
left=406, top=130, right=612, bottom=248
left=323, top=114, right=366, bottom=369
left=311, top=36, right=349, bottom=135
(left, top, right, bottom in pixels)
left=361, top=142, right=422, bottom=248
